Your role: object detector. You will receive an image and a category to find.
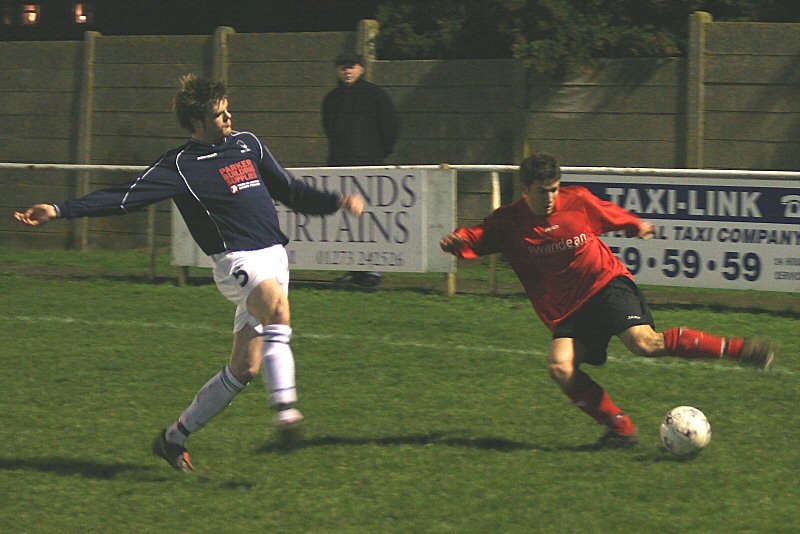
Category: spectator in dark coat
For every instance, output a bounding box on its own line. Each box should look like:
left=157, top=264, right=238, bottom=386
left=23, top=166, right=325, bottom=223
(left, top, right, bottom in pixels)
left=322, top=52, right=400, bottom=287
left=322, top=52, right=399, bottom=166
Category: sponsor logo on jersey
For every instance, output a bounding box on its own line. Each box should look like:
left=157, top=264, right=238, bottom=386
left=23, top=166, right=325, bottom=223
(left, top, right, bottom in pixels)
left=524, top=233, right=588, bottom=254
left=219, top=159, right=260, bottom=194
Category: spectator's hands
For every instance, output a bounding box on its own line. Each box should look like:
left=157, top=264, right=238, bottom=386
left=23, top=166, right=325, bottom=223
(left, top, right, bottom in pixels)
left=638, top=221, right=655, bottom=239
left=340, top=195, right=365, bottom=216
left=439, top=232, right=468, bottom=254
left=14, top=204, right=57, bottom=226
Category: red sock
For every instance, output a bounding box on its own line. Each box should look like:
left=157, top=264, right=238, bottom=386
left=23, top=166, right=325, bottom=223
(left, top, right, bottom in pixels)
left=663, top=327, right=726, bottom=359
left=725, top=337, right=745, bottom=359
left=564, top=374, right=636, bottom=435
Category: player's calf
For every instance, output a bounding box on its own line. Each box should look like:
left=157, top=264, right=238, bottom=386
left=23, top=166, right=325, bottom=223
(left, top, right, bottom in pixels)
left=663, top=327, right=726, bottom=359
left=664, top=327, right=776, bottom=370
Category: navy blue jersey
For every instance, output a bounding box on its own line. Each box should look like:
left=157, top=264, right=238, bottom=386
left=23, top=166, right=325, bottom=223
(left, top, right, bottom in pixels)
left=56, top=131, right=342, bottom=255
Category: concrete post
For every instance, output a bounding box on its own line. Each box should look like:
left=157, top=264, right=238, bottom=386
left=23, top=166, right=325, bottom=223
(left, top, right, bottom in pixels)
left=686, top=11, right=712, bottom=168
left=74, top=30, right=100, bottom=250
left=211, top=26, right=235, bottom=83
left=357, top=19, right=380, bottom=80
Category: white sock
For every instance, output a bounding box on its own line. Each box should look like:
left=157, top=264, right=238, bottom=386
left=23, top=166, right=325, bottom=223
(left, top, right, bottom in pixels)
left=260, top=324, right=298, bottom=406
left=166, top=365, right=246, bottom=445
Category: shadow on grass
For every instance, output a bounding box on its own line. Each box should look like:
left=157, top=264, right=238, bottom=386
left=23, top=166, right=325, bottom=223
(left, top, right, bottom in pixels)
left=0, top=456, right=152, bottom=480
left=256, top=432, right=623, bottom=454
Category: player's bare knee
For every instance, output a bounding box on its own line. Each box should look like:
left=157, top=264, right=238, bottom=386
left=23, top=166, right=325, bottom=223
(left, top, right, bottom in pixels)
left=626, top=334, right=662, bottom=357
left=548, top=361, right=573, bottom=387
left=621, top=326, right=665, bottom=357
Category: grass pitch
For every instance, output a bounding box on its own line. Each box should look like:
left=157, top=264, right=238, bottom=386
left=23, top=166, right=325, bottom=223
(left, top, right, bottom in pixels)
left=0, top=249, right=797, bottom=533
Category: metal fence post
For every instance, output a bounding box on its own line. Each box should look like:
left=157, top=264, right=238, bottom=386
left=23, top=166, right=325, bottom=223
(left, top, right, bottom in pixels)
left=488, top=171, right=501, bottom=295
left=147, top=204, right=157, bottom=281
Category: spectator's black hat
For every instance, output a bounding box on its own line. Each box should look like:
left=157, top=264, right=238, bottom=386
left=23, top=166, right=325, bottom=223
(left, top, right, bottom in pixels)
left=335, top=52, right=364, bottom=66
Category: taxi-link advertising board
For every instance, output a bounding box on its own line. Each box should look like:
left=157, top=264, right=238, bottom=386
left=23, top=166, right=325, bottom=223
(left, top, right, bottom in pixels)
left=565, top=174, right=800, bottom=292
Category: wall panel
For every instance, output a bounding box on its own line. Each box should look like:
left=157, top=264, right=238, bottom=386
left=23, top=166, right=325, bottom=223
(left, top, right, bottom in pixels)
left=3, top=21, right=799, bottom=250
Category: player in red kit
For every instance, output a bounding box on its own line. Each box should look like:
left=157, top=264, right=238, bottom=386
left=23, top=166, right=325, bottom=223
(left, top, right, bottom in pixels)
left=440, top=153, right=777, bottom=448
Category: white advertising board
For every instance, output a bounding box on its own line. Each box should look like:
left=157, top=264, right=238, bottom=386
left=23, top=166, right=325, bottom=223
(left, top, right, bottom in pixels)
left=565, top=174, right=800, bottom=292
left=172, top=167, right=457, bottom=273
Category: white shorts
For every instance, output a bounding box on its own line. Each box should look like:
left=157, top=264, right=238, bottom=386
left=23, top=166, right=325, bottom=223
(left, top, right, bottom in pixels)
left=211, top=245, right=290, bottom=333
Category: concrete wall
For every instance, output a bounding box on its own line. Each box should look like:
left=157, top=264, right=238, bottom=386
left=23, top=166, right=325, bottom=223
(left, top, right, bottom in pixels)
left=0, top=40, right=83, bottom=248
left=376, top=59, right=525, bottom=166
left=525, top=58, right=686, bottom=167
left=227, top=31, right=357, bottom=167
left=2, top=17, right=798, bottom=250
left=702, top=22, right=800, bottom=170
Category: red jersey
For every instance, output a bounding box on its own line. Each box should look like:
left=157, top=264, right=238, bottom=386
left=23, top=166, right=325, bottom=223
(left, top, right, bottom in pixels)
left=454, top=185, right=643, bottom=330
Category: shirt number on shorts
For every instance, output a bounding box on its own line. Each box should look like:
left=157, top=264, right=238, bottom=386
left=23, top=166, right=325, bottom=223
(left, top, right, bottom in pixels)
left=233, top=268, right=249, bottom=287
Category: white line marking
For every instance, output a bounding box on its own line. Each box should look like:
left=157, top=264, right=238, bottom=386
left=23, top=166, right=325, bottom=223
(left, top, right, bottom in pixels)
left=3, top=315, right=791, bottom=374
left=5, top=314, right=542, bottom=356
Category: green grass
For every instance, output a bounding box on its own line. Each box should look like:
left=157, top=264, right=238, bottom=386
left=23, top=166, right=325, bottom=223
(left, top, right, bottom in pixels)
left=0, top=250, right=797, bottom=533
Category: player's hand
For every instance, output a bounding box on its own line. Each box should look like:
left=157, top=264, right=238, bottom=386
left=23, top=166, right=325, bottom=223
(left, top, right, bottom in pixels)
left=439, top=232, right=467, bottom=254
left=638, top=221, right=655, bottom=239
left=14, top=204, right=57, bottom=226
left=340, top=195, right=365, bottom=216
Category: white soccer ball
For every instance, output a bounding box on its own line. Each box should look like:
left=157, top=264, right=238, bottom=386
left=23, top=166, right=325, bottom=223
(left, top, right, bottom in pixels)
left=659, top=405, right=712, bottom=456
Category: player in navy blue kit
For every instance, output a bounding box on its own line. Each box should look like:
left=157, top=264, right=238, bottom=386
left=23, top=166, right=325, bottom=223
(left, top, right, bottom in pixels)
left=15, top=74, right=365, bottom=472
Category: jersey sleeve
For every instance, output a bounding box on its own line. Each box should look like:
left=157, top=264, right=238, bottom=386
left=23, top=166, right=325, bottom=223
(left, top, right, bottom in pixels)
left=452, top=210, right=506, bottom=258
left=55, top=156, right=183, bottom=219
left=253, top=135, right=342, bottom=215
left=575, top=186, right=642, bottom=237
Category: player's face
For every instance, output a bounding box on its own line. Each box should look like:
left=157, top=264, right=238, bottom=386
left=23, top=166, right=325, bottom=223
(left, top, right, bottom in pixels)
left=195, top=98, right=232, bottom=143
left=522, top=179, right=560, bottom=216
left=338, top=63, right=364, bottom=85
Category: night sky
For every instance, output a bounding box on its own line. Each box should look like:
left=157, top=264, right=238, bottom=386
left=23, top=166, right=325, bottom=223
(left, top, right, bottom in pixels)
left=1, top=0, right=382, bottom=40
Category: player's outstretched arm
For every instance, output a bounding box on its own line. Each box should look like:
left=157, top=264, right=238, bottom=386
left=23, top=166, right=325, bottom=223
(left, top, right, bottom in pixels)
left=339, top=194, right=365, bottom=216
left=14, top=204, right=57, bottom=226
left=439, top=232, right=468, bottom=255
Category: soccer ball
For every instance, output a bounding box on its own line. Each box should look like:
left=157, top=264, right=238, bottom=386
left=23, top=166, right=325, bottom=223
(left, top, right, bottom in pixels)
left=659, top=406, right=712, bottom=457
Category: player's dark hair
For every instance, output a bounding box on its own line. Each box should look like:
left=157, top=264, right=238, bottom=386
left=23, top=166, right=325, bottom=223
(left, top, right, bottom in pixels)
left=519, top=153, right=561, bottom=186
left=173, top=74, right=227, bottom=133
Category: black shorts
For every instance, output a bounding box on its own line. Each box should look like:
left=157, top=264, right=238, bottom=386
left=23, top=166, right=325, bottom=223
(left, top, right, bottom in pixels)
left=552, top=275, right=654, bottom=366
